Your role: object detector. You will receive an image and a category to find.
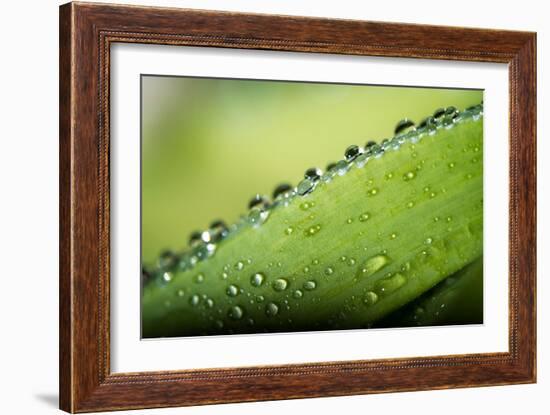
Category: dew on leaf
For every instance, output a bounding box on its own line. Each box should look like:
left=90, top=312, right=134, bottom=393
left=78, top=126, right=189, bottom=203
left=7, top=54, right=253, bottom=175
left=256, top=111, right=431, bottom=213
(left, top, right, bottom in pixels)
left=272, top=278, right=289, bottom=292
left=375, top=273, right=407, bottom=296
left=403, top=171, right=416, bottom=181
left=363, top=291, right=379, bottom=306
left=293, top=290, right=303, bottom=299
left=304, top=224, right=322, bottom=237
left=228, top=305, right=244, bottom=320
left=189, top=294, right=200, bottom=307
left=226, top=284, right=239, bottom=297
left=359, top=212, right=370, bottom=222
left=250, top=272, right=265, bottom=287
left=356, top=255, right=390, bottom=279
left=265, top=302, right=279, bottom=317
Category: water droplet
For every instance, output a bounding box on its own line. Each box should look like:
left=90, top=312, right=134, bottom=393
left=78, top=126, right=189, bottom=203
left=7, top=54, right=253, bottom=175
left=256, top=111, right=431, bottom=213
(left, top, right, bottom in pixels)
left=188, top=232, right=202, bottom=248
left=303, top=280, right=317, bottom=291
left=365, top=140, right=377, bottom=149
left=228, top=305, right=244, bottom=320
left=355, top=152, right=370, bottom=168
left=234, top=261, right=244, bottom=271
left=158, top=250, right=177, bottom=269
left=446, top=216, right=453, bottom=222
left=433, top=108, right=445, bottom=121
left=297, top=178, right=315, bottom=196
left=430, top=192, right=437, bottom=198
left=209, top=220, right=228, bottom=242
left=367, top=143, right=384, bottom=158
left=273, top=183, right=293, bottom=199
left=335, top=160, right=349, bottom=176
left=380, top=138, right=398, bottom=151
left=248, top=207, right=270, bottom=227
left=368, top=188, right=379, bottom=196
left=395, top=119, right=416, bottom=135
left=189, top=294, right=200, bottom=306
left=162, top=271, right=173, bottom=283
left=304, top=167, right=322, bottom=181
left=176, top=288, right=185, bottom=297
left=375, top=273, right=407, bottom=296
left=248, top=194, right=268, bottom=210
left=385, top=172, right=394, bottom=180
left=444, top=106, right=459, bottom=123
left=303, top=266, right=310, bottom=273
left=425, top=237, right=433, bottom=244
left=272, top=278, right=289, bottom=292
left=300, top=201, right=315, bottom=211
left=359, top=212, right=370, bottom=222
left=448, top=162, right=456, bottom=169
left=194, top=273, right=205, bottom=284
left=284, top=226, right=294, bottom=236
left=205, top=298, right=214, bottom=308
left=357, top=255, right=390, bottom=279
left=346, top=218, right=353, bottom=224
left=403, top=171, right=416, bottom=181
left=345, top=145, right=362, bottom=161
left=200, top=230, right=213, bottom=244
left=265, top=302, right=279, bottom=317
left=293, top=289, right=303, bottom=299
left=418, top=116, right=434, bottom=129
left=255, top=295, right=265, bottom=303
left=434, top=216, right=440, bottom=222
left=312, top=259, right=320, bottom=265
left=250, top=272, right=265, bottom=287
left=406, top=201, right=415, bottom=208
left=304, top=224, right=322, bottom=237
left=325, top=267, right=334, bottom=276
left=444, top=106, right=457, bottom=116
left=363, top=291, right=379, bottom=306
left=390, top=233, right=398, bottom=239
left=226, top=284, right=240, bottom=297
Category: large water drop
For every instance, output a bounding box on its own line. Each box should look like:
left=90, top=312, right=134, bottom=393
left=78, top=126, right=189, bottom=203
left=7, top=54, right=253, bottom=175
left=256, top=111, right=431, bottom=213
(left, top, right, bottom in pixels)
left=356, top=255, right=390, bottom=279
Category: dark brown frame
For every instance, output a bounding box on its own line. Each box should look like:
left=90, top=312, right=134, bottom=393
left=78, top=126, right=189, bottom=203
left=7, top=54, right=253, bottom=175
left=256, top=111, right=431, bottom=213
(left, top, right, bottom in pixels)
left=59, top=2, right=536, bottom=412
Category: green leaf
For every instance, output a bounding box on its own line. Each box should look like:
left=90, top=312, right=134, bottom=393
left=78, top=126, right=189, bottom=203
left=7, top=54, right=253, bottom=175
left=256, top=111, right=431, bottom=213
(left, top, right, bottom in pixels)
left=142, top=105, right=483, bottom=337
left=375, top=256, right=483, bottom=327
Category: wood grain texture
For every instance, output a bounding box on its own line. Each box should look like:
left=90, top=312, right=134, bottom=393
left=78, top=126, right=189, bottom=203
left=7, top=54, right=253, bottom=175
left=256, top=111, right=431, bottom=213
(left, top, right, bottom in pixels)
left=59, top=2, right=537, bottom=412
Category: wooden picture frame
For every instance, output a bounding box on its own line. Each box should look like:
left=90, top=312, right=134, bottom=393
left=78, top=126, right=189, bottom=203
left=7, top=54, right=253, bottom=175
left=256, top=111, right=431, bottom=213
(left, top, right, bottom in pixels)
left=59, top=2, right=536, bottom=412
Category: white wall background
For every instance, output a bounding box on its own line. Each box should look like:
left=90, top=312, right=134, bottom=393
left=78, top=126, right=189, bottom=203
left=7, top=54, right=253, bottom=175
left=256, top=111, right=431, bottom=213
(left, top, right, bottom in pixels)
left=0, top=0, right=546, bottom=414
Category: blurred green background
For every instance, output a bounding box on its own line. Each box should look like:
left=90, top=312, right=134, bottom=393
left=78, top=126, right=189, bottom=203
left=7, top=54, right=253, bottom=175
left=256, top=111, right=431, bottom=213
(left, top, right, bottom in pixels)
left=142, top=76, right=482, bottom=264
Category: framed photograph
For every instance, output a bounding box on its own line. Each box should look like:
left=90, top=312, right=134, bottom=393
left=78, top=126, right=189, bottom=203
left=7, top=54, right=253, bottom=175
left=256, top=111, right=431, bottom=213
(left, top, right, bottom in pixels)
left=59, top=2, right=536, bottom=412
